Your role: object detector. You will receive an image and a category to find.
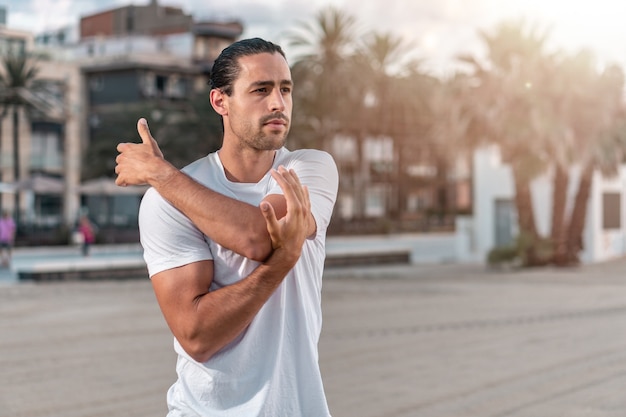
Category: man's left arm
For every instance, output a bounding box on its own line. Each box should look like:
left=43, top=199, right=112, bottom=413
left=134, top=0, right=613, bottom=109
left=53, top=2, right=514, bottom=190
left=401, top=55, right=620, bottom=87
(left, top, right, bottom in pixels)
left=115, top=119, right=332, bottom=261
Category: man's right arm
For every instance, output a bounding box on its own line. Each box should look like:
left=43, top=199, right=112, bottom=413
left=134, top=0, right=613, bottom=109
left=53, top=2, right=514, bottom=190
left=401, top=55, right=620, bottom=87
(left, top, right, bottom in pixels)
left=116, top=119, right=284, bottom=261
left=151, top=244, right=299, bottom=362
left=149, top=166, right=310, bottom=363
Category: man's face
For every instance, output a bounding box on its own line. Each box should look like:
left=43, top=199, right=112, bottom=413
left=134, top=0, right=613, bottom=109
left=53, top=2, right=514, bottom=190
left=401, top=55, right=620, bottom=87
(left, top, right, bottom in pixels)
left=224, top=52, right=293, bottom=151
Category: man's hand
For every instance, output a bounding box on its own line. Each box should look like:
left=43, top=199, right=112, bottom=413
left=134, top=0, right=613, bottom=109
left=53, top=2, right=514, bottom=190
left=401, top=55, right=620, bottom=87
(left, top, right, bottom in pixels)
left=115, top=118, right=171, bottom=187
left=260, top=166, right=311, bottom=262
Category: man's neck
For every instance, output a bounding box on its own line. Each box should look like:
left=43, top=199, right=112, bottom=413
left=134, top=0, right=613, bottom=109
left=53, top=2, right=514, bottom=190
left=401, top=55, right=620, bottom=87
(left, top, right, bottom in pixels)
left=218, top=147, right=277, bottom=183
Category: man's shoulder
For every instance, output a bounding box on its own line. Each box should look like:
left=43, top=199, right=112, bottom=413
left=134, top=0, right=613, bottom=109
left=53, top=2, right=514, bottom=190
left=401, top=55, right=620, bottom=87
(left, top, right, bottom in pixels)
left=280, top=148, right=335, bottom=165
left=181, top=153, right=215, bottom=178
left=140, top=187, right=166, bottom=209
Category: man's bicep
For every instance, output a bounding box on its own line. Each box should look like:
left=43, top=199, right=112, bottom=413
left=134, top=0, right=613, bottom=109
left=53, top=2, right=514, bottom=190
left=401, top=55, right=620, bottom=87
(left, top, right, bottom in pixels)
left=151, top=260, right=214, bottom=339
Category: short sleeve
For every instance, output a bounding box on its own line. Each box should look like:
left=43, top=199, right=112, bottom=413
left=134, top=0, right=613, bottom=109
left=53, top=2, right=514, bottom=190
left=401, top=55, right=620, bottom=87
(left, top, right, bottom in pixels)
left=139, top=187, right=213, bottom=277
left=268, top=150, right=338, bottom=235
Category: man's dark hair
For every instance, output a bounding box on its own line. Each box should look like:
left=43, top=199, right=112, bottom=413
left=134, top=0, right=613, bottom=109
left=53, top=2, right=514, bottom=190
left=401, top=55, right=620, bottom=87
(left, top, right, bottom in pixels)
left=209, top=37, right=286, bottom=96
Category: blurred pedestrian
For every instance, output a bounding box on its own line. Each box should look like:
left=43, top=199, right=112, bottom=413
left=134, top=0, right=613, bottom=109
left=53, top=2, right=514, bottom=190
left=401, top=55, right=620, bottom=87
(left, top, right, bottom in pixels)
left=78, top=215, right=95, bottom=256
left=0, top=210, right=16, bottom=267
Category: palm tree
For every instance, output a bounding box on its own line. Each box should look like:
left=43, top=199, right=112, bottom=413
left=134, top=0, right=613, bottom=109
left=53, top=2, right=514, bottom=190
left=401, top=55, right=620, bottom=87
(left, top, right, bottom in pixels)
left=464, top=19, right=626, bottom=266
left=356, top=31, right=413, bottom=130
left=0, top=53, right=39, bottom=225
left=286, top=5, right=360, bottom=149
left=559, top=60, right=626, bottom=263
left=426, top=72, right=483, bottom=221
left=286, top=6, right=363, bottom=220
left=0, top=53, right=61, bottom=225
left=355, top=32, right=419, bottom=217
left=534, top=50, right=626, bottom=265
left=541, top=50, right=597, bottom=264
left=462, top=19, right=558, bottom=265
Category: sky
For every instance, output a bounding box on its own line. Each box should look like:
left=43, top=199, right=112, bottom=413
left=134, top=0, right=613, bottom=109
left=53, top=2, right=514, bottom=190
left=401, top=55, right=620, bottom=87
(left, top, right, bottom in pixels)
left=3, top=0, right=626, bottom=76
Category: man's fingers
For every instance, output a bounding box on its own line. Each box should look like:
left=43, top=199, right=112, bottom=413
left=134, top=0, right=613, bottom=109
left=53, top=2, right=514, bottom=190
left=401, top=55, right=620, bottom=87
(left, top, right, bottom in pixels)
left=286, top=168, right=307, bottom=203
left=272, top=167, right=306, bottom=205
left=260, top=202, right=280, bottom=244
left=302, top=185, right=311, bottom=211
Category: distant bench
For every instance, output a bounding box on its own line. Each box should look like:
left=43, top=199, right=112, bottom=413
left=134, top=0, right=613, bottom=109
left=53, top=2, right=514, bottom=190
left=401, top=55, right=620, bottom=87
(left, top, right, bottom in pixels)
left=17, top=257, right=148, bottom=282
left=324, top=249, right=411, bottom=268
left=17, top=247, right=412, bottom=281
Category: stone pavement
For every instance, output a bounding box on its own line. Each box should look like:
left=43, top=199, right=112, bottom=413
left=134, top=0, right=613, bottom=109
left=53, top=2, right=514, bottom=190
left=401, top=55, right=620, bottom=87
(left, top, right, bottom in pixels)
left=3, top=256, right=626, bottom=416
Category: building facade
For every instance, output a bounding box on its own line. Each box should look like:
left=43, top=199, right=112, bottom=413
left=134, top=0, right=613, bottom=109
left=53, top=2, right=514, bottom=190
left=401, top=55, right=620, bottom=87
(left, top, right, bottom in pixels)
left=80, top=0, right=193, bottom=39
left=0, top=2, right=242, bottom=244
left=0, top=27, right=83, bottom=236
left=456, top=145, right=626, bottom=264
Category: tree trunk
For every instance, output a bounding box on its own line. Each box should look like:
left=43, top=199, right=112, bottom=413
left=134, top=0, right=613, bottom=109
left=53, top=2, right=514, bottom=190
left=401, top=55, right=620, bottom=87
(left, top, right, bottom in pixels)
left=355, top=134, right=367, bottom=219
left=0, top=117, right=3, bottom=214
left=12, top=107, right=20, bottom=226
left=394, top=140, right=407, bottom=219
left=512, top=165, right=540, bottom=265
left=550, top=164, right=569, bottom=265
left=565, top=162, right=594, bottom=265
left=436, top=158, right=448, bottom=226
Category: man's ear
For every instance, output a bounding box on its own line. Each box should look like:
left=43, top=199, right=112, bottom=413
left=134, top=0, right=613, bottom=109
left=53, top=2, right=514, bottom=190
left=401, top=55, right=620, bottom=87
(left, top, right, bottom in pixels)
left=210, top=89, right=228, bottom=116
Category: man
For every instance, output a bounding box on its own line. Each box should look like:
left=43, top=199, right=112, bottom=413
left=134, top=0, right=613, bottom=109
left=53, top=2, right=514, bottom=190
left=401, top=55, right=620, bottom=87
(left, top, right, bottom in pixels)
left=0, top=210, right=16, bottom=268
left=115, top=38, right=338, bottom=416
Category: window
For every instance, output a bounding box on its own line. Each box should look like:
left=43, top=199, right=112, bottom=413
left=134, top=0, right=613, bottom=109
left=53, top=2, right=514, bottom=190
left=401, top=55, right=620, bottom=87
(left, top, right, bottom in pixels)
left=0, top=37, right=26, bottom=56
left=156, top=75, right=168, bottom=96
left=126, top=7, right=135, bottom=32
left=89, top=76, right=104, bottom=92
left=31, top=128, right=63, bottom=172
left=603, top=192, right=621, bottom=229
left=494, top=199, right=516, bottom=247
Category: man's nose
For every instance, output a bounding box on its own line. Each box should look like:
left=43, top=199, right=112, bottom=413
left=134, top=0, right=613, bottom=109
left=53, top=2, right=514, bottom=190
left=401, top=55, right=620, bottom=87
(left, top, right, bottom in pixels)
left=269, top=90, right=286, bottom=112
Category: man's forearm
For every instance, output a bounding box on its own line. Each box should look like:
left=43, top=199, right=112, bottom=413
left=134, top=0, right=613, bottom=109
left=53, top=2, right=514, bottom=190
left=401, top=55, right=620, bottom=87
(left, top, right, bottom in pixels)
left=149, top=161, right=272, bottom=260
left=179, top=247, right=299, bottom=362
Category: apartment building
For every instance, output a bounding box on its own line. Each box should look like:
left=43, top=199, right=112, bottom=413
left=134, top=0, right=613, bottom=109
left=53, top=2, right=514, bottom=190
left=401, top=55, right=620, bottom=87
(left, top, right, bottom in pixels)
left=0, top=1, right=242, bottom=244
left=0, top=26, right=83, bottom=237
left=80, top=0, right=193, bottom=39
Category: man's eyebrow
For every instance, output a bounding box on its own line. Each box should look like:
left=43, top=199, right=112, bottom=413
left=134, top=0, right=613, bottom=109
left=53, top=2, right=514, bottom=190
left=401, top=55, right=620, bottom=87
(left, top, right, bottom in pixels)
left=250, top=79, right=293, bottom=88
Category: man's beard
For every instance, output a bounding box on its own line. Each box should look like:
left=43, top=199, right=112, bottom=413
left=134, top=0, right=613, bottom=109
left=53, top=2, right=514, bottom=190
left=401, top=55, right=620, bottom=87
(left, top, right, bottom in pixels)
left=246, top=130, right=288, bottom=151
left=247, top=112, right=290, bottom=150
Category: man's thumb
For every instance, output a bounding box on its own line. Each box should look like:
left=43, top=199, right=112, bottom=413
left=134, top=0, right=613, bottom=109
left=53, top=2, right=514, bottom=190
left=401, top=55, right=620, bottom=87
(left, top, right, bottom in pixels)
left=137, top=118, right=154, bottom=145
left=261, top=202, right=279, bottom=228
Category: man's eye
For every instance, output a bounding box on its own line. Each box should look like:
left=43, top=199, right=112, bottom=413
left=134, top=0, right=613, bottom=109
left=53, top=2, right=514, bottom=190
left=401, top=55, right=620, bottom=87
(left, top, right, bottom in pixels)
left=255, top=88, right=267, bottom=93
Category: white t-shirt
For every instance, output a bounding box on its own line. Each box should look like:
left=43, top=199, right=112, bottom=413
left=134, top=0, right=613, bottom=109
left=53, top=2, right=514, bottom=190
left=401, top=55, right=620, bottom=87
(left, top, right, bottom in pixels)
left=139, top=147, right=338, bottom=417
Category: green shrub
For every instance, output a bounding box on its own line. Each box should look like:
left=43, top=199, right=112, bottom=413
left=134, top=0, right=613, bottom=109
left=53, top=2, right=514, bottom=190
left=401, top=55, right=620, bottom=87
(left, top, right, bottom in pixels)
left=487, top=232, right=554, bottom=267
left=487, top=245, right=519, bottom=266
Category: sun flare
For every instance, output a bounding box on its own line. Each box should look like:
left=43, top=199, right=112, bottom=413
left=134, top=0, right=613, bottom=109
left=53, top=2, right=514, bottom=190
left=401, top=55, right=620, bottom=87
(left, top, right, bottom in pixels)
left=496, top=0, right=626, bottom=64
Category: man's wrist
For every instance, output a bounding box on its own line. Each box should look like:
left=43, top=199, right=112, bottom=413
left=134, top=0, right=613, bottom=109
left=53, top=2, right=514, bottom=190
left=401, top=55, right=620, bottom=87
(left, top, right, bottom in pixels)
left=148, top=159, right=178, bottom=189
left=265, top=246, right=301, bottom=271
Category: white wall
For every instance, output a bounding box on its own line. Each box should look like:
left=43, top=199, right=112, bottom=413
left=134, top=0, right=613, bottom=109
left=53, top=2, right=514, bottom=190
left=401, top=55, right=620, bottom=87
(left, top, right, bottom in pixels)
left=472, top=145, right=514, bottom=258
left=586, top=166, right=626, bottom=263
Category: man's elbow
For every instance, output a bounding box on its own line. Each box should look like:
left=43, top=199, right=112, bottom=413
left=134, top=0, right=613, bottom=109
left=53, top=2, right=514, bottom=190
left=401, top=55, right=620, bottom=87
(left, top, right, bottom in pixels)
left=239, top=236, right=273, bottom=262
left=181, top=338, right=217, bottom=363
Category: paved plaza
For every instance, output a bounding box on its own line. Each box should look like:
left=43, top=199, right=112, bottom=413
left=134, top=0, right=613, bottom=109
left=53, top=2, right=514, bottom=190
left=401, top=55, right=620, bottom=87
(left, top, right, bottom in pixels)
left=2, top=258, right=626, bottom=416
